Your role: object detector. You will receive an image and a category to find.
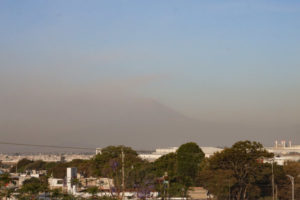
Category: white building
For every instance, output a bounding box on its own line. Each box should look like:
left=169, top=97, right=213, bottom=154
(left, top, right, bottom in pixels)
left=48, top=177, right=64, bottom=190
left=138, top=146, right=223, bottom=162
left=266, top=140, right=300, bottom=155
left=67, top=167, right=77, bottom=194
left=263, top=140, right=300, bottom=165
left=273, top=155, right=300, bottom=165
left=18, top=173, right=40, bottom=186
left=96, top=148, right=102, bottom=155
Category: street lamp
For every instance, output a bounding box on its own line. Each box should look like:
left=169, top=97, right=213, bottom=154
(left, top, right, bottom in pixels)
left=261, top=157, right=275, bottom=200
left=286, top=175, right=294, bottom=200
left=270, top=159, right=275, bottom=200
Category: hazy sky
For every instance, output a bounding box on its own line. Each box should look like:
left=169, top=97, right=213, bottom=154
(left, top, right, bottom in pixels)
left=0, top=1, right=300, bottom=152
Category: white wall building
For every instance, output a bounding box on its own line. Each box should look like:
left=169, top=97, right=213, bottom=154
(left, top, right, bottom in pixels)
left=266, top=140, right=300, bottom=155
left=48, top=177, right=64, bottom=190
left=67, top=167, right=77, bottom=194
left=138, top=146, right=223, bottom=162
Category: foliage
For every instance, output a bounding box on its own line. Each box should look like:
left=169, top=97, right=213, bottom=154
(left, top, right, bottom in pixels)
left=152, top=142, right=205, bottom=197
left=10, top=158, right=33, bottom=173
left=93, top=145, right=139, bottom=176
left=0, top=172, right=11, bottom=187
left=87, top=186, right=99, bottom=198
left=280, top=161, right=300, bottom=200
left=61, top=193, right=77, bottom=200
left=51, top=188, right=63, bottom=199
left=199, top=140, right=273, bottom=200
left=94, top=145, right=147, bottom=198
left=0, top=187, right=15, bottom=199
left=153, top=153, right=177, bottom=178
left=24, top=160, right=47, bottom=171
left=6, top=142, right=300, bottom=200
left=0, top=173, right=15, bottom=199
left=97, top=196, right=119, bottom=200
left=176, top=142, right=204, bottom=188
left=21, top=177, right=48, bottom=198
left=47, top=159, right=95, bottom=178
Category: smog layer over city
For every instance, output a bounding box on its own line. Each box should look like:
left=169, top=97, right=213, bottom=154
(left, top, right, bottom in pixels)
left=0, top=1, right=299, bottom=200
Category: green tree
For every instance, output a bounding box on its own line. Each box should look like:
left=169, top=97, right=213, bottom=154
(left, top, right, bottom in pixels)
left=0, top=187, right=15, bottom=200
left=61, top=193, right=77, bottom=200
left=94, top=145, right=146, bottom=199
left=280, top=161, right=300, bottom=200
left=24, top=160, right=47, bottom=171
left=93, top=145, right=139, bottom=176
left=20, top=177, right=48, bottom=199
left=87, top=186, right=99, bottom=199
left=177, top=142, right=204, bottom=189
left=199, top=140, right=273, bottom=200
left=152, top=143, right=205, bottom=198
left=51, top=188, right=63, bottom=199
left=10, top=158, right=33, bottom=173
left=0, top=173, right=11, bottom=187
left=0, top=173, right=14, bottom=199
left=153, top=153, right=177, bottom=178
left=0, top=173, right=15, bottom=200
left=153, top=153, right=178, bottom=197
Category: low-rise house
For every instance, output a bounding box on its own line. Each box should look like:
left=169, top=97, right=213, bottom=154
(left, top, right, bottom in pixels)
left=18, top=174, right=37, bottom=186
left=188, top=187, right=212, bottom=200
left=17, top=170, right=47, bottom=186
left=48, top=177, right=64, bottom=190
left=78, top=177, right=114, bottom=191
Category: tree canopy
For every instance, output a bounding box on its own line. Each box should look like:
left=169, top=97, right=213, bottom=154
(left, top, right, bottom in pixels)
left=4, top=142, right=299, bottom=200
left=21, top=177, right=48, bottom=199
left=199, top=140, right=273, bottom=200
left=177, top=142, right=205, bottom=187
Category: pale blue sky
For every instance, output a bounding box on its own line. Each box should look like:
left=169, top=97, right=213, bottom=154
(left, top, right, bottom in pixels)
left=0, top=1, right=300, bottom=149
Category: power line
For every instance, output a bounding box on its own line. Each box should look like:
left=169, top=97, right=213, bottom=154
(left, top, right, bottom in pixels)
left=0, top=141, right=95, bottom=150
left=0, top=141, right=154, bottom=152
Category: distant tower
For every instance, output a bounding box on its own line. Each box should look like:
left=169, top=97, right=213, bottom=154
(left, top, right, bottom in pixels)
left=96, top=148, right=102, bottom=155
left=275, top=140, right=278, bottom=148
left=289, top=141, right=292, bottom=148
left=67, top=167, right=77, bottom=194
left=60, top=155, right=66, bottom=163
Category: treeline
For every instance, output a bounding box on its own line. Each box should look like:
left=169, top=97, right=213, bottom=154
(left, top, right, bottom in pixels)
left=4, top=141, right=300, bottom=200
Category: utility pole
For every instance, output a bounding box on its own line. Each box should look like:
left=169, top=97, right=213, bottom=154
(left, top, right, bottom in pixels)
left=228, top=180, right=231, bottom=200
left=275, top=184, right=278, bottom=200
left=286, top=175, right=294, bottom=200
left=121, top=148, right=125, bottom=200
left=271, top=160, right=275, bottom=200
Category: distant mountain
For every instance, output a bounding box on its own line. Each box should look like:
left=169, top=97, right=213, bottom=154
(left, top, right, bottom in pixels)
left=0, top=85, right=204, bottom=152
left=0, top=84, right=298, bottom=152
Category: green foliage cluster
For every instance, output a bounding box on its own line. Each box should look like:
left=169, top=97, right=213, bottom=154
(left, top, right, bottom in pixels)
left=93, top=145, right=149, bottom=197
left=12, top=158, right=95, bottom=178
left=7, top=143, right=206, bottom=198
left=152, top=142, right=205, bottom=197
left=7, top=141, right=300, bottom=200
left=177, top=142, right=205, bottom=186
left=198, top=140, right=300, bottom=200
left=18, top=177, right=48, bottom=199
left=48, top=159, right=95, bottom=178
left=0, top=173, right=15, bottom=199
